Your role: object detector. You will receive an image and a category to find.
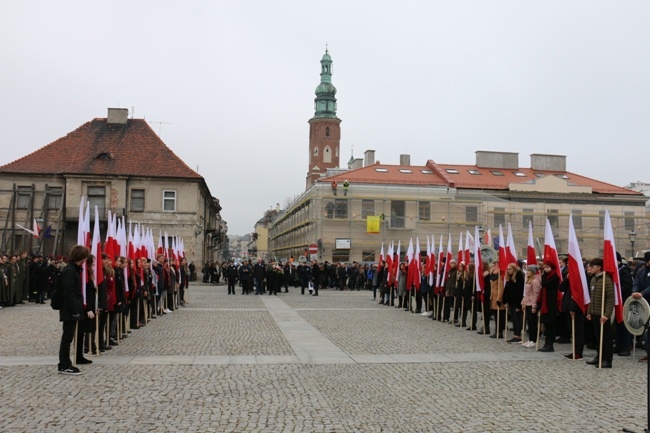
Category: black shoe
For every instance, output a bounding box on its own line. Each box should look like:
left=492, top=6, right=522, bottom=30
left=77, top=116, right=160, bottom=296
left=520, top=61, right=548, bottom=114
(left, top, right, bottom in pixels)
left=77, top=357, right=93, bottom=365
left=617, top=350, right=631, bottom=357
left=58, top=366, right=82, bottom=375
left=565, top=353, right=583, bottom=360
left=109, top=340, right=118, bottom=346
left=586, top=357, right=599, bottom=365
left=596, top=361, right=612, bottom=368
left=99, top=345, right=112, bottom=352
left=538, top=345, right=554, bottom=352
left=466, top=327, right=477, bottom=331
left=489, top=333, right=498, bottom=339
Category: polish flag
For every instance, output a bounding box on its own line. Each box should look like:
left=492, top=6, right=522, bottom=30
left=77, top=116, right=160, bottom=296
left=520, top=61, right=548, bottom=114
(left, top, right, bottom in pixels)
left=405, top=238, right=414, bottom=290
left=439, top=234, right=452, bottom=290
left=386, top=241, right=394, bottom=285
left=92, top=205, right=104, bottom=288
left=379, top=242, right=384, bottom=272
left=413, top=237, right=421, bottom=290
left=484, top=228, right=492, bottom=248
left=457, top=232, right=464, bottom=265
left=543, top=218, right=562, bottom=281
left=527, top=220, right=537, bottom=267
left=474, top=225, right=484, bottom=292
left=498, top=225, right=507, bottom=273
left=568, top=213, right=590, bottom=314
left=506, top=222, right=518, bottom=266
left=394, top=240, right=401, bottom=285
left=464, top=230, right=473, bottom=266
left=603, top=210, right=624, bottom=323
left=428, top=235, right=436, bottom=287
left=435, top=235, right=444, bottom=293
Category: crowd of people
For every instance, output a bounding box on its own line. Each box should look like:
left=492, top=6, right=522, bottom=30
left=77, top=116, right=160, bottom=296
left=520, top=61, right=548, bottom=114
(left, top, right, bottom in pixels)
left=53, top=246, right=191, bottom=375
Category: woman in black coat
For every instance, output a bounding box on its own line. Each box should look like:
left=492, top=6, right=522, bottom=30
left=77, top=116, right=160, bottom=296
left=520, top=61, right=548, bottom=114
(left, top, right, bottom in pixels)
left=538, top=260, right=560, bottom=352
left=503, top=263, right=525, bottom=343
left=58, top=245, right=91, bottom=375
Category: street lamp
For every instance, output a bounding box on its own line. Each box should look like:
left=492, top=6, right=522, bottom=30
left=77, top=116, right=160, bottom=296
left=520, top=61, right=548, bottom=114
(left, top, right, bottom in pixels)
left=629, top=230, right=637, bottom=257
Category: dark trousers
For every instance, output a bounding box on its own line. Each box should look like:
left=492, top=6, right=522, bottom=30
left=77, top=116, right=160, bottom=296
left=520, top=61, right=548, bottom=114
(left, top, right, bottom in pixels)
left=592, top=315, right=614, bottom=363
left=572, top=309, right=586, bottom=355
left=415, top=291, right=423, bottom=312
left=228, top=278, right=236, bottom=294
left=59, top=320, right=77, bottom=369
left=616, top=320, right=632, bottom=352
left=525, top=306, right=538, bottom=343
left=493, top=309, right=506, bottom=335
left=543, top=321, right=556, bottom=348
left=510, top=305, right=523, bottom=337
left=99, top=311, right=109, bottom=347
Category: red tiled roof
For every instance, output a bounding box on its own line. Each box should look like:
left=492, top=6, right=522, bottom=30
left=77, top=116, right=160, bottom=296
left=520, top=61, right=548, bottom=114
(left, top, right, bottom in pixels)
left=0, top=118, right=201, bottom=179
left=318, top=160, right=639, bottom=196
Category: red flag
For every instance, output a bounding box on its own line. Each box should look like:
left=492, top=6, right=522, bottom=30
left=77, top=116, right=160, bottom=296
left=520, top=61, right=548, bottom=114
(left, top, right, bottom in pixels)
left=568, top=213, right=590, bottom=314
left=405, top=238, right=414, bottom=290
left=527, top=220, right=536, bottom=267
left=414, top=237, right=421, bottom=290
left=386, top=241, right=394, bottom=285
left=378, top=242, right=384, bottom=272
left=603, top=210, right=623, bottom=323
left=464, top=230, right=472, bottom=267
left=92, top=205, right=104, bottom=287
left=435, top=235, right=444, bottom=293
left=457, top=232, right=464, bottom=265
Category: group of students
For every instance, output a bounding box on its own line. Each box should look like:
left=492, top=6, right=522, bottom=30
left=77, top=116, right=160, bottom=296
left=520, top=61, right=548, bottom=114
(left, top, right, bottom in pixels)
left=375, top=250, right=650, bottom=369
left=57, top=246, right=190, bottom=375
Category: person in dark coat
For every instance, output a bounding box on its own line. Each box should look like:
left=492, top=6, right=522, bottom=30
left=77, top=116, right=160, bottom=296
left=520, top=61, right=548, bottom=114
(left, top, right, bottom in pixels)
left=311, top=260, right=321, bottom=296
left=503, top=262, right=525, bottom=343
left=537, top=260, right=560, bottom=352
left=58, top=245, right=90, bottom=375
left=226, top=261, right=238, bottom=295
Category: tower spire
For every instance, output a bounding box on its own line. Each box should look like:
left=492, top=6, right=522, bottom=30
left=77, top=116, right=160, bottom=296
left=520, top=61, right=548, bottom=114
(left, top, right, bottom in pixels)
left=313, top=48, right=337, bottom=118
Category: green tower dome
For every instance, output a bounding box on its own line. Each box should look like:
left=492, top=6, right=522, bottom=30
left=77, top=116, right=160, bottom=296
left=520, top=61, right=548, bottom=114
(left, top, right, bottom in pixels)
left=313, top=49, right=338, bottom=119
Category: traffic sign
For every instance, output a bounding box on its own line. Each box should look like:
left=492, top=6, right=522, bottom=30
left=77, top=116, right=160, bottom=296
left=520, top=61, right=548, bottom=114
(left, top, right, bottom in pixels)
left=308, top=243, right=318, bottom=255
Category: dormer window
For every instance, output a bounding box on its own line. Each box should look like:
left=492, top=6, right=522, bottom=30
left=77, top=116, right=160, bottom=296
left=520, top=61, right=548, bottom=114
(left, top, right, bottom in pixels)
left=95, top=152, right=113, bottom=160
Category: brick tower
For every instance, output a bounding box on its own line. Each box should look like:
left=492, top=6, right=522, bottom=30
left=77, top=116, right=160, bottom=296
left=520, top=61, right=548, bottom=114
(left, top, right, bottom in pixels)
left=306, top=49, right=341, bottom=188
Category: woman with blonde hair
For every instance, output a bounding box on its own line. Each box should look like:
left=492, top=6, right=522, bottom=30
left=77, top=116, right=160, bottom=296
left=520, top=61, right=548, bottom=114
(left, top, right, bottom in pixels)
left=521, top=265, right=541, bottom=348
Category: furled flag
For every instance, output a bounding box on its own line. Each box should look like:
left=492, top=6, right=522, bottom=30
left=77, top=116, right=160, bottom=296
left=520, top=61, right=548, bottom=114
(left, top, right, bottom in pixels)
left=484, top=227, right=492, bottom=248
left=603, top=210, right=624, bottom=323
left=386, top=241, right=394, bottom=285
left=527, top=220, right=537, bottom=267
left=457, top=232, right=464, bottom=265
left=435, top=234, right=444, bottom=293
left=405, top=238, right=414, bottom=290
left=378, top=242, right=384, bottom=272
left=568, top=212, right=590, bottom=314
left=413, top=237, right=421, bottom=290
left=393, top=240, right=401, bottom=285
left=428, top=235, right=436, bottom=287
left=474, top=225, right=484, bottom=292
left=498, top=224, right=507, bottom=274
left=464, top=230, right=472, bottom=266
left=92, top=205, right=104, bottom=288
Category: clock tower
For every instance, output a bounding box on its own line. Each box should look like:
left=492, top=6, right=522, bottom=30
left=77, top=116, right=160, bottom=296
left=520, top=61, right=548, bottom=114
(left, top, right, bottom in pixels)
left=306, top=49, right=341, bottom=188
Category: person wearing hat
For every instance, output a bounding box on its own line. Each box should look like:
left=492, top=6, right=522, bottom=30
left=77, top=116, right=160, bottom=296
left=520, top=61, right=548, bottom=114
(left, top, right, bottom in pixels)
left=538, top=260, right=560, bottom=352
left=631, top=251, right=650, bottom=362
left=586, top=257, right=615, bottom=368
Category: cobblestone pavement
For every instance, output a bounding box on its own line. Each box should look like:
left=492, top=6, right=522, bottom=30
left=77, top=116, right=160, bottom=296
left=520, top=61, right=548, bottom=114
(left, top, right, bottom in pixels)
left=0, top=284, right=647, bottom=432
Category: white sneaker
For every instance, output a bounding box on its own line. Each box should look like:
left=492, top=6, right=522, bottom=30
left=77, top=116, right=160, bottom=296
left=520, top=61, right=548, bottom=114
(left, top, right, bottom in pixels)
left=164, top=308, right=172, bottom=313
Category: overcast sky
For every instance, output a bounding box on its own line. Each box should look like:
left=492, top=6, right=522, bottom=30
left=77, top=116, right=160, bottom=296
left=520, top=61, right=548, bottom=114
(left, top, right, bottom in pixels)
left=2, top=1, right=649, bottom=236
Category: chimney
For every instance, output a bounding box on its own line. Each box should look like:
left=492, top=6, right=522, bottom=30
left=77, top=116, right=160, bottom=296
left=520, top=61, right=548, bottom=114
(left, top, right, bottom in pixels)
left=530, top=154, right=566, bottom=172
left=475, top=151, right=518, bottom=169
left=107, top=108, right=128, bottom=125
left=351, top=158, right=363, bottom=169
left=400, top=154, right=410, bottom=166
left=364, top=149, right=376, bottom=167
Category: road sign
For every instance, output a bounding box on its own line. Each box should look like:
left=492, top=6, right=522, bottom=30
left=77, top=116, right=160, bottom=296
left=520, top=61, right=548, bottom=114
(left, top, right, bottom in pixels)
left=308, top=243, right=318, bottom=255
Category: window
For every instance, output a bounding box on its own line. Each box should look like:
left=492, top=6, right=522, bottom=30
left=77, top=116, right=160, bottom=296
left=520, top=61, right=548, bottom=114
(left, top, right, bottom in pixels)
left=325, top=202, right=334, bottom=219
left=16, top=186, right=32, bottom=209
left=334, top=199, right=348, bottom=219
left=375, top=168, right=388, bottom=173
left=332, top=250, right=349, bottom=263
left=361, top=200, right=374, bottom=219
left=326, top=127, right=330, bottom=137
left=494, top=207, right=505, bottom=227
left=47, top=187, right=63, bottom=210
left=418, top=201, right=430, bottom=221
left=421, top=170, right=433, bottom=174
left=88, top=186, right=106, bottom=216
left=130, top=189, right=145, bottom=212
left=399, top=169, right=412, bottom=174
left=522, top=208, right=534, bottom=229
left=547, top=209, right=559, bottom=229
left=163, top=190, right=176, bottom=212
left=490, top=170, right=504, bottom=176
left=313, top=147, right=319, bottom=157
left=625, top=211, right=635, bottom=231
left=468, top=170, right=482, bottom=175
left=466, top=206, right=478, bottom=223
left=599, top=210, right=606, bottom=229
left=445, top=168, right=459, bottom=174
left=573, top=210, right=583, bottom=229
left=362, top=251, right=375, bottom=262
left=323, top=146, right=332, bottom=163
left=390, top=200, right=405, bottom=228
left=513, top=172, right=526, bottom=177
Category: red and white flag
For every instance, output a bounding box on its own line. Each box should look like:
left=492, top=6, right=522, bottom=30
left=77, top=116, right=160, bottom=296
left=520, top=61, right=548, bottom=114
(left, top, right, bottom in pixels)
left=464, top=230, right=473, bottom=266
left=457, top=232, right=464, bottom=265
left=484, top=228, right=492, bottom=248
left=386, top=241, right=394, bottom=285
left=543, top=218, right=562, bottom=281
left=394, top=240, right=401, bottom=285
left=92, top=205, right=104, bottom=288
left=406, top=238, right=414, bottom=290
left=436, top=235, right=444, bottom=291
left=379, top=242, right=384, bottom=272
left=568, top=213, right=590, bottom=314
left=414, top=237, right=421, bottom=290
left=527, top=220, right=537, bottom=267
left=506, top=222, right=518, bottom=267
left=603, top=210, right=623, bottom=323
left=474, top=225, right=484, bottom=292
left=498, top=225, right=507, bottom=274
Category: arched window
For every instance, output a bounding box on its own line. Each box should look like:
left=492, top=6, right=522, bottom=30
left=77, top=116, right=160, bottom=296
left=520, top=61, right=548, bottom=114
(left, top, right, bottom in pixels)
left=326, top=127, right=330, bottom=137
left=323, top=146, right=332, bottom=163
left=313, top=147, right=319, bottom=157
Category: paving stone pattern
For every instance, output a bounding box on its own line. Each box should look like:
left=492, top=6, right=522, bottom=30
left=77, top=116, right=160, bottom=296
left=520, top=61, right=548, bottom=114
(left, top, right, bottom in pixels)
left=0, top=284, right=646, bottom=432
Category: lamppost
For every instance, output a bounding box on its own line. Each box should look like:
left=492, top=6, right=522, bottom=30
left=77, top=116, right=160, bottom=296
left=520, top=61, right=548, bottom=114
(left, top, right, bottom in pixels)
left=629, top=230, right=637, bottom=258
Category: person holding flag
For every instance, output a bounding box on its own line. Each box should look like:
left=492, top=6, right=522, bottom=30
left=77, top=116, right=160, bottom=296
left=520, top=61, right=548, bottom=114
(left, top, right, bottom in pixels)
left=537, top=260, right=561, bottom=352
left=521, top=265, right=541, bottom=348
left=585, top=258, right=615, bottom=368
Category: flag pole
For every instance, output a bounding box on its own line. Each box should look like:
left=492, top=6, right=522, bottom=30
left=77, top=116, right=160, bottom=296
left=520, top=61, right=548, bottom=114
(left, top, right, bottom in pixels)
left=452, top=296, right=457, bottom=325
left=598, top=274, right=606, bottom=369
left=536, top=312, right=541, bottom=351
left=521, top=305, right=526, bottom=345
left=481, top=294, right=486, bottom=334
left=460, top=296, right=465, bottom=327
left=73, top=321, right=78, bottom=367
left=571, top=315, right=576, bottom=360
left=504, top=305, right=508, bottom=341
left=496, top=308, right=500, bottom=338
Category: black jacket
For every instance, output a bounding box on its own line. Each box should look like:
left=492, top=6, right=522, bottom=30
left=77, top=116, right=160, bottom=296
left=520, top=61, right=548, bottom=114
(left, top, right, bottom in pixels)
left=59, top=262, right=84, bottom=322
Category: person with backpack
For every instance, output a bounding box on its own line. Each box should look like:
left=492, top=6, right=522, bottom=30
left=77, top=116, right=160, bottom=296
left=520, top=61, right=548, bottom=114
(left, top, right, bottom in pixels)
left=57, top=245, right=91, bottom=375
